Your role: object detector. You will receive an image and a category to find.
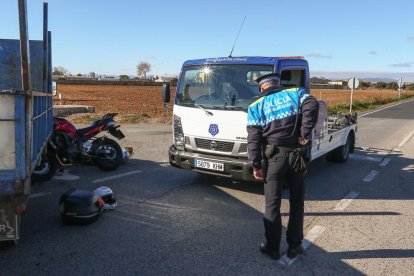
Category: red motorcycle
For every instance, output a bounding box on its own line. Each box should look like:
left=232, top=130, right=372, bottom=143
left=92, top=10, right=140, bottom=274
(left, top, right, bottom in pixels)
left=32, top=113, right=126, bottom=182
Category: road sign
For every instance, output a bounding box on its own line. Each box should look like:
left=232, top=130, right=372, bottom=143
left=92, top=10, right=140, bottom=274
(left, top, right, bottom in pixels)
left=398, top=78, right=403, bottom=89
left=348, top=78, right=359, bottom=90
left=348, top=77, right=359, bottom=114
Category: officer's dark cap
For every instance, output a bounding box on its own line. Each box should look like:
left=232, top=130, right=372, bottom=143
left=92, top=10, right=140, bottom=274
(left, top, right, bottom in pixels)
left=255, top=72, right=281, bottom=87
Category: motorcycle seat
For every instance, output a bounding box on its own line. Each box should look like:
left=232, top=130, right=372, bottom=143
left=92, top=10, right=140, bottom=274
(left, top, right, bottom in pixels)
left=77, top=125, right=99, bottom=136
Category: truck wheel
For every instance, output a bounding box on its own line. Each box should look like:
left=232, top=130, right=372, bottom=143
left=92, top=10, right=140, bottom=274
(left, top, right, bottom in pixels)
left=325, top=151, right=336, bottom=162
left=326, top=134, right=351, bottom=162
left=334, top=134, right=351, bottom=162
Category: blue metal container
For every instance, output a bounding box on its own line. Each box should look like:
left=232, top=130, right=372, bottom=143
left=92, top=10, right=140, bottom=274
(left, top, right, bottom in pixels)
left=0, top=38, right=53, bottom=242
left=0, top=39, right=53, bottom=196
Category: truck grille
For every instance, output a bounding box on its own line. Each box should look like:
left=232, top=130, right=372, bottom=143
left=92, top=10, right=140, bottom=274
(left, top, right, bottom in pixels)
left=239, top=143, right=248, bottom=153
left=195, top=138, right=234, bottom=152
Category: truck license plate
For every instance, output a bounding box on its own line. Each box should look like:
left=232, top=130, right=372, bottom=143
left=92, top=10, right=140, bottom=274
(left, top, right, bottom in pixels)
left=194, top=159, right=224, bottom=171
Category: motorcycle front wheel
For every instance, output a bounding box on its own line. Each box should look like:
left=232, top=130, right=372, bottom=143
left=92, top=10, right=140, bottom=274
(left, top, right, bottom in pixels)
left=93, top=137, right=123, bottom=171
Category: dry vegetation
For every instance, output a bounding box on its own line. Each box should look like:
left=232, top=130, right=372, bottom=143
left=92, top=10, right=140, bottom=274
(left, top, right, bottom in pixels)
left=55, top=84, right=414, bottom=124
left=311, top=89, right=413, bottom=106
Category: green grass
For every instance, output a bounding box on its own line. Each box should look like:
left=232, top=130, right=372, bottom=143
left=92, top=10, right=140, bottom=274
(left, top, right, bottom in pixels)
left=327, top=94, right=414, bottom=115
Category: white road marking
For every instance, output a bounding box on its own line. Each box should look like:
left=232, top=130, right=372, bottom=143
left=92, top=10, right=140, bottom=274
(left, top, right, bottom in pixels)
left=105, top=213, right=162, bottom=229
left=92, top=170, right=142, bottom=183
left=379, top=158, right=391, bottom=167
left=28, top=192, right=51, bottom=199
left=402, top=164, right=414, bottom=172
left=349, top=154, right=382, bottom=162
left=363, top=170, right=378, bottom=182
left=398, top=130, right=414, bottom=148
left=52, top=170, right=80, bottom=181
left=279, top=225, right=326, bottom=265
left=333, top=191, right=360, bottom=211
left=360, top=99, right=414, bottom=117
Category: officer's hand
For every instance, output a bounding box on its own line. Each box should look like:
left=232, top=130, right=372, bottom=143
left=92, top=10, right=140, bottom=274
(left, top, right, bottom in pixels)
left=298, top=137, right=308, bottom=145
left=253, top=169, right=264, bottom=182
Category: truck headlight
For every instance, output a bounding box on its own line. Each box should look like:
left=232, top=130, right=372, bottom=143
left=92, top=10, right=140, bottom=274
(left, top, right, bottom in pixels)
left=173, top=115, right=184, bottom=150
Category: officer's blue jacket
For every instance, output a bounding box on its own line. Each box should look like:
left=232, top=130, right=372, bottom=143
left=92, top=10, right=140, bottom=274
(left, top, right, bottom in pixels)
left=247, top=86, right=319, bottom=170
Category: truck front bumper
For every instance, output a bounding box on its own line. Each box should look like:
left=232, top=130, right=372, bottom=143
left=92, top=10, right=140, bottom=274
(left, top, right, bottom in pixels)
left=169, top=145, right=255, bottom=182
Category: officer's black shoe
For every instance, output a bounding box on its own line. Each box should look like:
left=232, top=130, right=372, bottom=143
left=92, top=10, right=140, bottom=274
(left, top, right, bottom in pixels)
left=260, top=243, right=280, bottom=260
left=287, top=245, right=304, bottom=259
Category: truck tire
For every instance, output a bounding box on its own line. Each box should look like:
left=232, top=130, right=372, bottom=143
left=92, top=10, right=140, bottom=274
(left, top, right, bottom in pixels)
left=325, top=151, right=336, bottom=162
left=326, top=134, right=351, bottom=162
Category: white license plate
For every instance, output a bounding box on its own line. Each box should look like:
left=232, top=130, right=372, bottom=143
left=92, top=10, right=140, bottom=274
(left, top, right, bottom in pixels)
left=194, top=159, right=224, bottom=171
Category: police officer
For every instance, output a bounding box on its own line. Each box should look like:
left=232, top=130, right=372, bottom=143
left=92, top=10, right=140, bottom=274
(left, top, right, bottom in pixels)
left=247, top=72, right=319, bottom=260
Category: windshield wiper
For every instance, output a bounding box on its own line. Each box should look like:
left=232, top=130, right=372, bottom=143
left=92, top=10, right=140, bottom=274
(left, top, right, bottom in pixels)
left=195, top=104, right=214, bottom=116
left=222, top=105, right=248, bottom=112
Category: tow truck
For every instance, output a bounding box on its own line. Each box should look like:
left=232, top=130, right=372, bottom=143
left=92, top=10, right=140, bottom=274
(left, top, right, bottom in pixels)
left=162, top=56, right=357, bottom=181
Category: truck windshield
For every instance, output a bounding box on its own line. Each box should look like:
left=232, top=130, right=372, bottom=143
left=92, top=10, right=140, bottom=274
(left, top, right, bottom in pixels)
left=175, top=64, right=273, bottom=110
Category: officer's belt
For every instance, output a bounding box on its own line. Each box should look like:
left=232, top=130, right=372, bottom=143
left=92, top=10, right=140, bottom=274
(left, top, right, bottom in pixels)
left=267, top=135, right=298, bottom=148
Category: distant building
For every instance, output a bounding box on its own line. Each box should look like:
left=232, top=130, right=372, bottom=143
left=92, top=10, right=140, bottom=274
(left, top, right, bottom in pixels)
left=310, top=77, right=328, bottom=84
left=310, top=78, right=347, bottom=90
left=98, top=75, right=119, bottom=80
left=328, top=80, right=347, bottom=86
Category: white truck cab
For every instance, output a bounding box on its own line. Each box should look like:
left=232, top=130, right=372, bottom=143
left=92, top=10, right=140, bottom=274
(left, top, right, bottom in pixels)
left=163, top=56, right=357, bottom=182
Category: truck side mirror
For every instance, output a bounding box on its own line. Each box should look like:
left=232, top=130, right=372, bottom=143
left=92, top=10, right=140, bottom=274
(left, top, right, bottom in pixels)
left=162, top=83, right=171, bottom=103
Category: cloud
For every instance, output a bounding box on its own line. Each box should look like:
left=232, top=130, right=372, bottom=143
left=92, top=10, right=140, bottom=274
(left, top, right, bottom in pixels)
left=390, top=62, right=414, bottom=68
left=407, top=36, right=414, bottom=41
left=369, top=50, right=377, bottom=55
left=306, top=53, right=332, bottom=59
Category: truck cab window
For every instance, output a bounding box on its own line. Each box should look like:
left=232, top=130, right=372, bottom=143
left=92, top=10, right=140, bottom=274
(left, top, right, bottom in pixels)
left=176, top=64, right=273, bottom=110
left=280, top=69, right=305, bottom=88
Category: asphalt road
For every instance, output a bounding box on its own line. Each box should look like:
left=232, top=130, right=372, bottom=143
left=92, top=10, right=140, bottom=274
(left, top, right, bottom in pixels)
left=1, top=99, right=414, bottom=275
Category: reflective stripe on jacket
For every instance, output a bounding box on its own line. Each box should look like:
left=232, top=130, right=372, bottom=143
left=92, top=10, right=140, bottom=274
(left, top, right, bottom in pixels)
left=247, top=87, right=319, bottom=170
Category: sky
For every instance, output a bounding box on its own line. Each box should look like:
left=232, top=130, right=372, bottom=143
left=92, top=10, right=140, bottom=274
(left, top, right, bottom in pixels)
left=1, top=0, right=414, bottom=81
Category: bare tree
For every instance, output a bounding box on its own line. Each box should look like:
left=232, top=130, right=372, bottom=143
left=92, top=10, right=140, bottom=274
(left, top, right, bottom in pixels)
left=137, top=62, right=151, bottom=79
left=52, top=66, right=69, bottom=76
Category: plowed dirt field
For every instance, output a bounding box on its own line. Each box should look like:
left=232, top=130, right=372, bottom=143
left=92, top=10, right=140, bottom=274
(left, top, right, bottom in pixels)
left=55, top=84, right=175, bottom=124
left=55, top=84, right=413, bottom=124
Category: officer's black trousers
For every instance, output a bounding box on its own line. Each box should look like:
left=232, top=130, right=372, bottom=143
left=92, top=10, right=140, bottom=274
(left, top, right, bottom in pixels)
left=263, top=150, right=306, bottom=250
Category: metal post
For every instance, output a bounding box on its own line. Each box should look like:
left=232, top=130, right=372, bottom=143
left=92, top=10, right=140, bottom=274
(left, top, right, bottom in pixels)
left=43, top=2, right=48, bottom=93
left=18, top=0, right=31, bottom=92
left=349, top=78, right=354, bottom=114
left=18, top=0, right=32, bottom=190
left=398, top=78, right=403, bottom=99
left=48, top=31, right=52, bottom=93
left=48, top=31, right=52, bottom=134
